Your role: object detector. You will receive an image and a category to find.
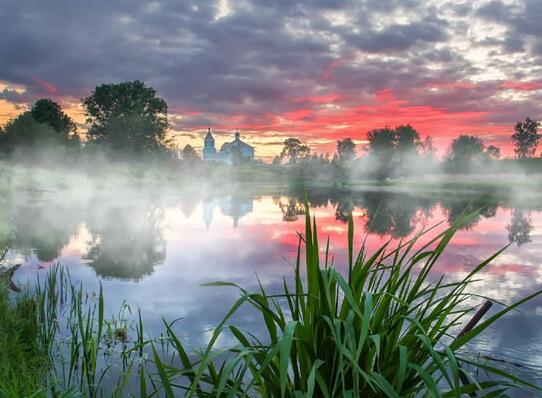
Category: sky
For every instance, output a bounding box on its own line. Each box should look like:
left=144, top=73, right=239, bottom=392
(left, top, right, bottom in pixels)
left=1, top=0, right=541, bottom=160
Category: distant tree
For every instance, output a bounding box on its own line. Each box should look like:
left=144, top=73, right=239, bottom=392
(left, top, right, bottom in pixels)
left=280, top=138, right=310, bottom=164
left=446, top=135, right=485, bottom=165
left=181, top=144, right=200, bottom=162
left=511, top=117, right=540, bottom=158
left=395, top=125, right=420, bottom=156
left=0, top=112, right=60, bottom=152
left=82, top=80, right=168, bottom=154
left=336, top=138, right=356, bottom=163
left=420, top=136, right=436, bottom=158
left=272, top=155, right=282, bottom=165
left=31, top=98, right=77, bottom=139
left=485, top=145, right=501, bottom=160
left=367, top=128, right=396, bottom=156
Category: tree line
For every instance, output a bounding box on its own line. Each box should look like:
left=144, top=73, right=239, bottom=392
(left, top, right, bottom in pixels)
left=0, top=80, right=169, bottom=159
left=275, top=119, right=541, bottom=179
left=0, top=80, right=540, bottom=173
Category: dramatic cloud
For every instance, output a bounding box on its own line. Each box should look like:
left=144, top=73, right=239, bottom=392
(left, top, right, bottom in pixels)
left=0, top=0, right=541, bottom=158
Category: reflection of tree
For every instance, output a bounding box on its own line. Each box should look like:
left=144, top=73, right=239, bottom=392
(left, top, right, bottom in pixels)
left=277, top=197, right=305, bottom=222
left=10, top=202, right=81, bottom=262
left=443, top=199, right=498, bottom=230
left=334, top=198, right=353, bottom=223
left=86, top=206, right=165, bottom=280
left=507, top=209, right=533, bottom=247
left=361, top=192, right=433, bottom=238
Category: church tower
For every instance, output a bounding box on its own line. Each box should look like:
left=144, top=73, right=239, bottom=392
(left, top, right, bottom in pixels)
left=203, top=128, right=217, bottom=161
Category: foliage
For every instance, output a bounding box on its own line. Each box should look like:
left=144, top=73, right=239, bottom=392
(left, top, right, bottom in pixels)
left=511, top=117, right=540, bottom=158
left=148, top=206, right=541, bottom=397
left=31, top=98, right=78, bottom=142
left=0, top=112, right=62, bottom=152
left=0, top=241, right=47, bottom=398
left=280, top=138, right=311, bottom=164
left=82, top=80, right=169, bottom=155
left=366, top=125, right=422, bottom=179
left=486, top=145, right=501, bottom=160
left=444, top=135, right=501, bottom=173
left=181, top=144, right=200, bottom=162
left=337, top=138, right=356, bottom=163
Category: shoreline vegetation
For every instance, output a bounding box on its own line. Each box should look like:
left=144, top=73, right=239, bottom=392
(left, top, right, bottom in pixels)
left=0, top=206, right=541, bottom=396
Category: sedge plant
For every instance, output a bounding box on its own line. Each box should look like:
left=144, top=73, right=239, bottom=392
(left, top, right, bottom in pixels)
left=150, top=205, right=542, bottom=397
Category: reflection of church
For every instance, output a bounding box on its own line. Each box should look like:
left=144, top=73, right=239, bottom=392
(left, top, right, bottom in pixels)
left=203, top=129, right=255, bottom=164
left=203, top=196, right=253, bottom=227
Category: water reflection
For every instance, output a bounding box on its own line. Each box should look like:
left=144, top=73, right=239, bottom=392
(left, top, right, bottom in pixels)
left=6, top=188, right=542, bottom=387
left=85, top=205, right=166, bottom=280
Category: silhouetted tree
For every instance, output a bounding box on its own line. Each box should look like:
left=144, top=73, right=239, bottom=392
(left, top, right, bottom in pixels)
left=420, top=136, right=436, bottom=159
left=280, top=138, right=310, bottom=164
left=0, top=112, right=60, bottom=152
left=181, top=144, right=200, bottom=162
left=445, top=135, right=486, bottom=172
left=31, top=98, right=77, bottom=142
left=82, top=80, right=168, bottom=154
left=395, top=125, right=420, bottom=159
left=511, top=117, right=540, bottom=158
left=485, top=145, right=501, bottom=160
left=336, top=138, right=356, bottom=163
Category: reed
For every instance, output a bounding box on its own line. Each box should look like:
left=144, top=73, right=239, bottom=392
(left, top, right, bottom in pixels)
left=3, top=206, right=541, bottom=397
left=151, top=205, right=542, bottom=397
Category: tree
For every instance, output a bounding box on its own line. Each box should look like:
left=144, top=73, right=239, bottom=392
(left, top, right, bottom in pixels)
left=82, top=80, right=168, bottom=154
left=279, top=138, right=310, bottom=164
left=420, top=136, right=436, bottom=158
left=446, top=135, right=485, bottom=165
left=395, top=125, right=420, bottom=156
left=31, top=98, right=77, bottom=139
left=181, top=144, right=200, bottom=162
left=511, top=117, right=540, bottom=158
left=0, top=112, right=60, bottom=152
left=485, top=145, right=501, bottom=160
left=336, top=138, right=356, bottom=163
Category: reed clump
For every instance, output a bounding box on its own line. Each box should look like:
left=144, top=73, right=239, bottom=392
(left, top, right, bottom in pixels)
left=2, top=206, right=541, bottom=397
left=150, top=206, right=541, bottom=397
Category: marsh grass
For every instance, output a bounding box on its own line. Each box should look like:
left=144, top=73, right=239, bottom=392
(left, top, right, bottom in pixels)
left=149, top=205, right=542, bottom=397
left=0, top=241, right=46, bottom=398
left=2, top=205, right=541, bottom=397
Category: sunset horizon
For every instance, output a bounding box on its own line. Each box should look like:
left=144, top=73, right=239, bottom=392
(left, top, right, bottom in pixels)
left=2, top=0, right=541, bottom=160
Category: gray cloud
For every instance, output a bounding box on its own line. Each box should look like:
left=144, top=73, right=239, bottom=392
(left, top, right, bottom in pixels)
left=0, top=0, right=540, bottom=132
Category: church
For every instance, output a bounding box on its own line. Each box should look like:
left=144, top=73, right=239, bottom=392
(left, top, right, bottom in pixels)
left=203, top=128, right=255, bottom=164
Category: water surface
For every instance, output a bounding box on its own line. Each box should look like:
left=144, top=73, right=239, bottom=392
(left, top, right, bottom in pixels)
left=6, top=188, right=542, bottom=386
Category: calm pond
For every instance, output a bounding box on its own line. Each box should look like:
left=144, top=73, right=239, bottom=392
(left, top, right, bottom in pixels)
left=6, top=188, right=542, bottom=386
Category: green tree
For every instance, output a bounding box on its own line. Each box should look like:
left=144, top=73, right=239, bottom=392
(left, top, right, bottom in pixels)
left=280, top=138, right=310, bottom=164
left=31, top=98, right=77, bottom=140
left=511, top=117, right=540, bottom=158
left=445, top=135, right=487, bottom=172
left=336, top=138, right=356, bottom=163
left=485, top=145, right=501, bottom=160
left=394, top=125, right=420, bottom=160
left=181, top=144, right=200, bottom=162
left=82, top=80, right=168, bottom=154
left=0, top=112, right=60, bottom=152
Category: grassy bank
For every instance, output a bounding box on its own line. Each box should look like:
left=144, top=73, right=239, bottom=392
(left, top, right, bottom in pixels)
left=0, top=243, right=47, bottom=398
left=1, top=207, right=541, bottom=396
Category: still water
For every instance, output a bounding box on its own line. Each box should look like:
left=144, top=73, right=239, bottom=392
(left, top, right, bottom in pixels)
left=6, top=188, right=542, bottom=385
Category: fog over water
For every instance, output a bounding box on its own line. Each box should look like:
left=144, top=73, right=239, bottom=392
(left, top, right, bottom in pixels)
left=1, top=167, right=541, bottom=388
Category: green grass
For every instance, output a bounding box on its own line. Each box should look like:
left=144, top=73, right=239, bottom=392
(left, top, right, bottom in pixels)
left=0, top=243, right=47, bottom=398
left=148, top=205, right=541, bottom=397
left=2, top=206, right=542, bottom=397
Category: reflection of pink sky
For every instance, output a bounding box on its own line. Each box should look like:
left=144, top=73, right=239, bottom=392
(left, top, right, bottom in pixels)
left=15, top=195, right=542, bottom=371
left=55, top=196, right=542, bottom=301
